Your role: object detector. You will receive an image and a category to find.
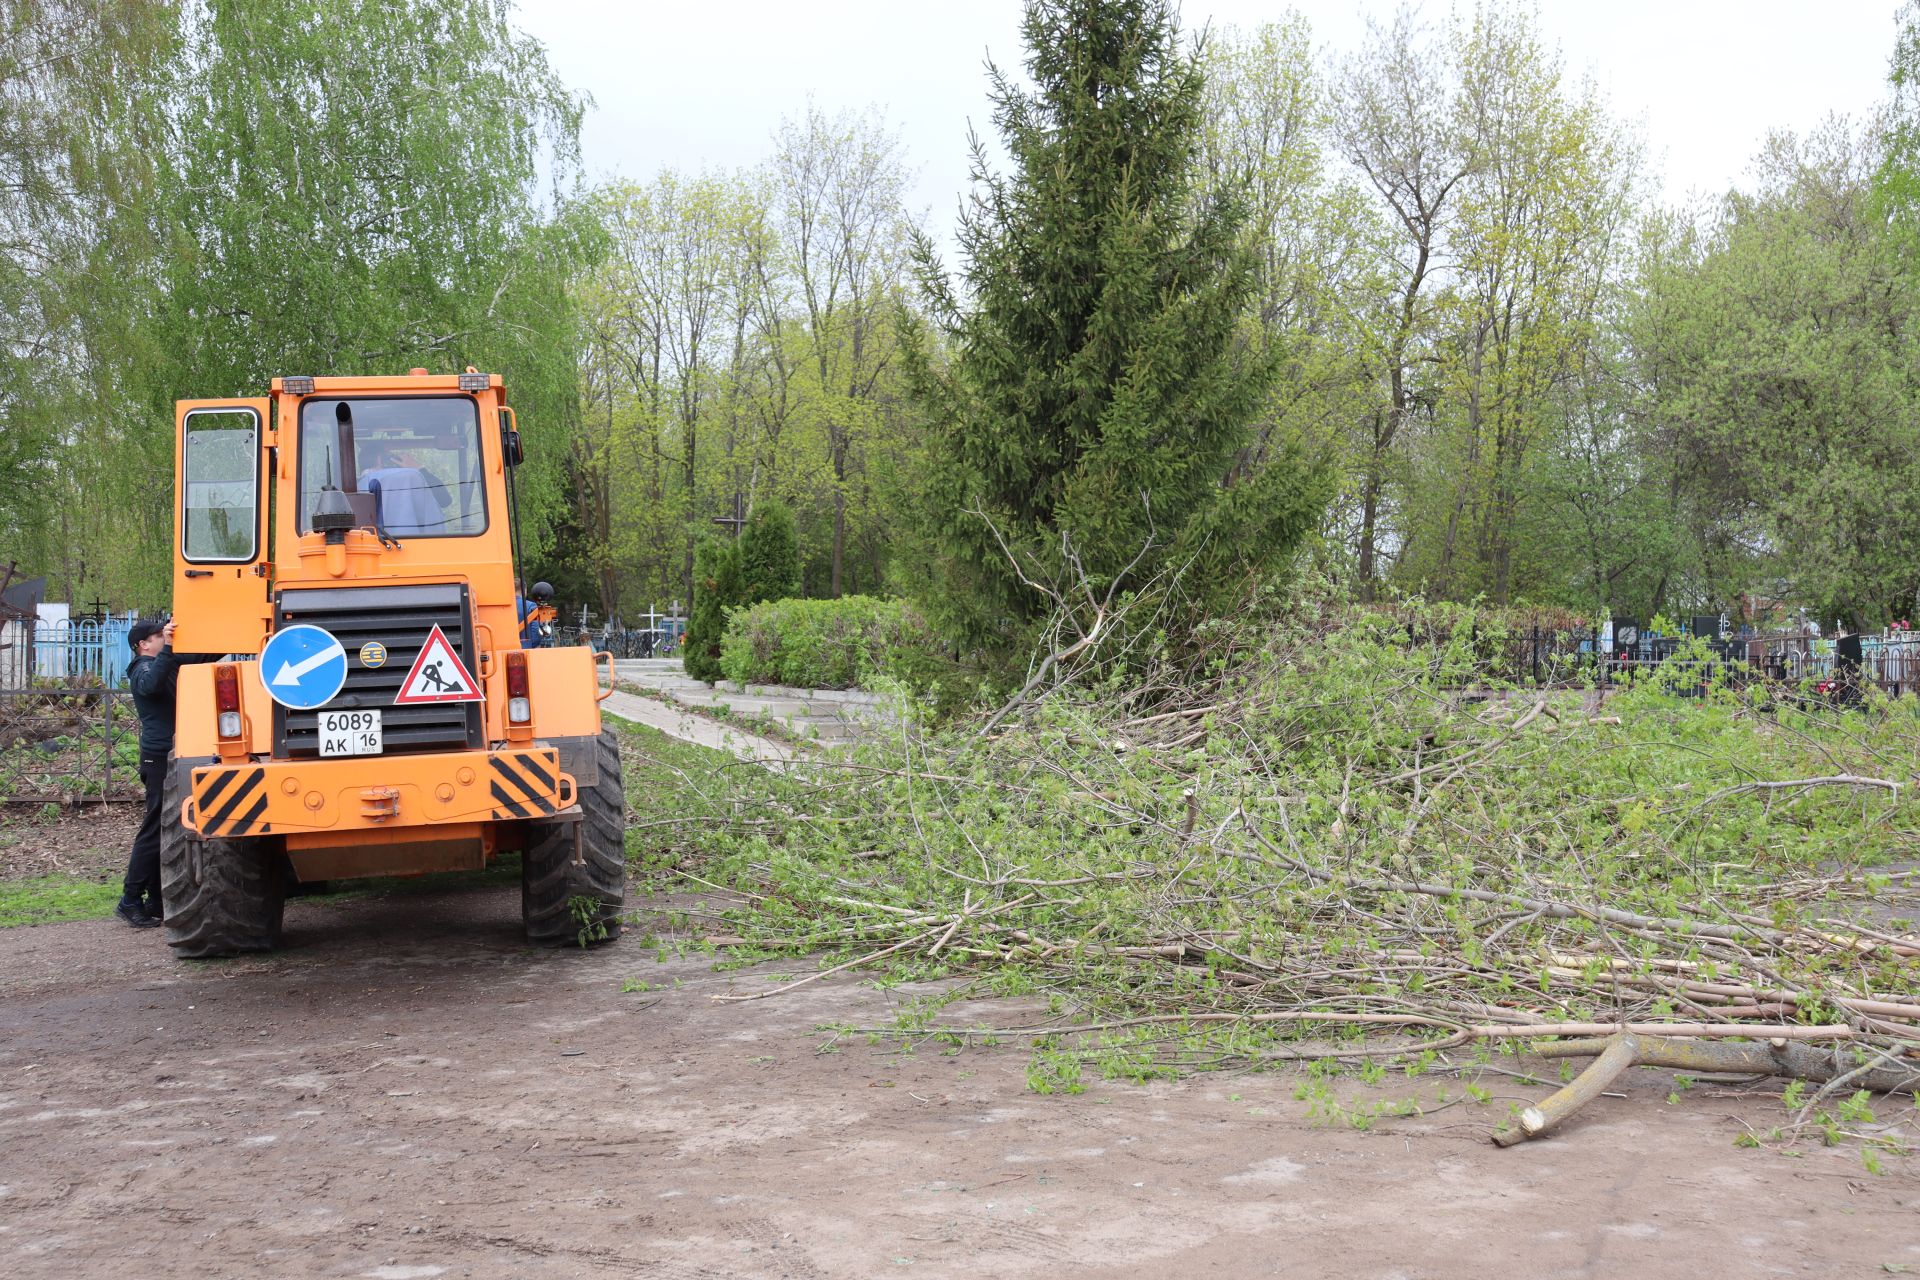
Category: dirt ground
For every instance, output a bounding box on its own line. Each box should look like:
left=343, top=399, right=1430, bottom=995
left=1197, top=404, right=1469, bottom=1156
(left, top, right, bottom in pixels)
left=1, top=876, right=1917, bottom=1280
left=0, top=802, right=138, bottom=880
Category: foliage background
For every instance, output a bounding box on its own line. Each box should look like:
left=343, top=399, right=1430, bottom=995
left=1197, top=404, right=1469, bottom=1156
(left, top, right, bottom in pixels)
left=6, top=0, right=1920, bottom=633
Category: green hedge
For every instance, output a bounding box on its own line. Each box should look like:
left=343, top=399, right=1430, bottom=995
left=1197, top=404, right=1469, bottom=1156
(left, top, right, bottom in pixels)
left=719, top=596, right=947, bottom=691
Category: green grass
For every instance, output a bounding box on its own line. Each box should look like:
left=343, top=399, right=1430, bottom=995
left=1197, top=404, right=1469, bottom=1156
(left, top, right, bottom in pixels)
left=0, top=873, right=121, bottom=927
left=603, top=712, right=778, bottom=879
left=607, top=711, right=737, bottom=775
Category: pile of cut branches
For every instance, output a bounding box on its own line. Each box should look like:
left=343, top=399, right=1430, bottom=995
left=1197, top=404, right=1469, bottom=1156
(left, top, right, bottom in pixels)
left=665, top=608, right=1920, bottom=1130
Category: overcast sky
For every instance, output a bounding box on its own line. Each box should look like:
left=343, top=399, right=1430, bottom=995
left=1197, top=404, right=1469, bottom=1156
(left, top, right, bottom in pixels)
left=517, top=0, right=1900, bottom=236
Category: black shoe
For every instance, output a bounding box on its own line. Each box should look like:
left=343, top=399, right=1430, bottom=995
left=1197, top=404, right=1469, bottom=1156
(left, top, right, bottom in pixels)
left=142, top=899, right=165, bottom=923
left=114, top=899, right=161, bottom=929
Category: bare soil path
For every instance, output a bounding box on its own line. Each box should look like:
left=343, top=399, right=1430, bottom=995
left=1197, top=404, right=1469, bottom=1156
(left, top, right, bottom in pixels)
left=1, top=879, right=1915, bottom=1279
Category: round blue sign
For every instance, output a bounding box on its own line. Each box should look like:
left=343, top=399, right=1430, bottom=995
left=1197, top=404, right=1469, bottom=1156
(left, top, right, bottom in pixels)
left=261, top=623, right=348, bottom=710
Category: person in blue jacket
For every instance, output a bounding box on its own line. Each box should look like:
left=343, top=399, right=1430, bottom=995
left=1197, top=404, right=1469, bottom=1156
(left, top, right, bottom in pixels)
left=117, top=617, right=219, bottom=928
left=517, top=580, right=554, bottom=649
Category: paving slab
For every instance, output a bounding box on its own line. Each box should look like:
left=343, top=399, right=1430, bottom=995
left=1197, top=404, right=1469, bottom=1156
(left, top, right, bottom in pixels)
left=613, top=658, right=891, bottom=748
left=600, top=689, right=799, bottom=765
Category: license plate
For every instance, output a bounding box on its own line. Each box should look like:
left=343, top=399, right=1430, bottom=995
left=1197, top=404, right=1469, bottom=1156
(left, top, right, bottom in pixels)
left=318, top=709, right=382, bottom=757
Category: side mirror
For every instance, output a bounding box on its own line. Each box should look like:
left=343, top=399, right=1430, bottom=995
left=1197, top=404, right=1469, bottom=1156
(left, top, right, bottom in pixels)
left=499, top=407, right=524, bottom=467
left=530, top=580, right=554, bottom=604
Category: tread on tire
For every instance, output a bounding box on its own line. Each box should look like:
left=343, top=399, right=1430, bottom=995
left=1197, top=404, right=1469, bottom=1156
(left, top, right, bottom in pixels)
left=521, top=729, right=627, bottom=947
left=160, top=758, right=288, bottom=958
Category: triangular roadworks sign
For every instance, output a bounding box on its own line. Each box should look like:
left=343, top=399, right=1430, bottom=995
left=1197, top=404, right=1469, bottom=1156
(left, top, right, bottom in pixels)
left=393, top=624, right=484, bottom=704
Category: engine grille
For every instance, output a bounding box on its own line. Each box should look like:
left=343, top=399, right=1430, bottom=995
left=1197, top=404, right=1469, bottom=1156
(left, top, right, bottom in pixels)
left=272, top=583, right=484, bottom=758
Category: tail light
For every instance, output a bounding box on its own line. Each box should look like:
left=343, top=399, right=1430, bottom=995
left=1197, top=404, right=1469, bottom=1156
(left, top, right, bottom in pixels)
left=505, top=650, right=531, bottom=724
left=214, top=663, right=243, bottom=739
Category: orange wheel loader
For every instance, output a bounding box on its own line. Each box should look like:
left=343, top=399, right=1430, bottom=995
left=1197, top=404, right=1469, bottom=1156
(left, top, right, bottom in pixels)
left=161, top=370, right=625, bottom=957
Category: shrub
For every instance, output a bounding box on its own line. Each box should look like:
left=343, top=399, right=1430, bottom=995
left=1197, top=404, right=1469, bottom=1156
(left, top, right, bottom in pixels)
left=685, top=535, right=743, bottom=683
left=738, top=500, right=801, bottom=605
left=719, top=596, right=948, bottom=691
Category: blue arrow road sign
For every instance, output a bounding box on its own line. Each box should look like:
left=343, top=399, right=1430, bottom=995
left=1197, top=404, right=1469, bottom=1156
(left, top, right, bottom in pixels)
left=261, top=623, right=348, bottom=710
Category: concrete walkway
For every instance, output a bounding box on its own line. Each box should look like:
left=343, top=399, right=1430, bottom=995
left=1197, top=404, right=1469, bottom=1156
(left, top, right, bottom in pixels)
left=612, top=658, right=891, bottom=750
left=600, top=687, right=800, bottom=767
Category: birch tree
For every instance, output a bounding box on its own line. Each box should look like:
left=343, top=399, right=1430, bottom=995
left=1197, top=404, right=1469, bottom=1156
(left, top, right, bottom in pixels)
left=772, top=105, right=915, bottom=596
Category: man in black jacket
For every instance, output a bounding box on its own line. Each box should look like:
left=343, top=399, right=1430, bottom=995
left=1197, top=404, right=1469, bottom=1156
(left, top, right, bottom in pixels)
left=117, top=618, right=218, bottom=927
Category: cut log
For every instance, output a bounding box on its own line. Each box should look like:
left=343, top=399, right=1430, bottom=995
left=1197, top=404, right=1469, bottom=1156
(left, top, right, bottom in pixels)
left=1492, top=1033, right=1639, bottom=1148
left=1494, top=1032, right=1920, bottom=1147
left=1534, top=1034, right=1920, bottom=1095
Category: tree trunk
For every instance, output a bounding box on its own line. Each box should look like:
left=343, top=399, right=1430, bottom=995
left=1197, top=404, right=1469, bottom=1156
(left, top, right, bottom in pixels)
left=1357, top=409, right=1384, bottom=601
left=598, top=388, right=618, bottom=620
left=831, top=486, right=847, bottom=599
left=829, top=426, right=849, bottom=598
left=682, top=412, right=696, bottom=611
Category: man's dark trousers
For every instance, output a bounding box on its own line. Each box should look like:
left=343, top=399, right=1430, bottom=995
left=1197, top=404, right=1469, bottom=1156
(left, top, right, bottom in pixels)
left=125, top=755, right=169, bottom=906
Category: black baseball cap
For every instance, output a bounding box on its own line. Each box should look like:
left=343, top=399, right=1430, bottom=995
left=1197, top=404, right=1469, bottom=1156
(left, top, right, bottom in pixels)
left=128, top=619, right=165, bottom=652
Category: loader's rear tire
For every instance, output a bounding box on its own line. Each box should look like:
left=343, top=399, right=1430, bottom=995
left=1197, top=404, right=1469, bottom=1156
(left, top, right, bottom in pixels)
left=522, top=729, right=626, bottom=947
left=160, top=759, right=288, bottom=958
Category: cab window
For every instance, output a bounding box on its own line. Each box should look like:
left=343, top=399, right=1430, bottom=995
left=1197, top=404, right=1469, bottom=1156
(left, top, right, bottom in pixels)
left=182, top=409, right=260, bottom=562
left=297, top=396, right=487, bottom=538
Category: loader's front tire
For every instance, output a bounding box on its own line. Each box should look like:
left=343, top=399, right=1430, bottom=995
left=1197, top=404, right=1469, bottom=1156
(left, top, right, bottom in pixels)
left=522, top=729, right=627, bottom=947
left=160, top=759, right=288, bottom=958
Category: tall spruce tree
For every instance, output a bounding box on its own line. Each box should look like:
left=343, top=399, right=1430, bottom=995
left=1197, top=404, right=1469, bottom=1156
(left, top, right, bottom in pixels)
left=905, top=0, right=1328, bottom=650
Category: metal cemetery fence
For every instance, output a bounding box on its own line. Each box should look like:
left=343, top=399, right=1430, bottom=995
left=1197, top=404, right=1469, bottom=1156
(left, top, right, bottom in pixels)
left=0, top=614, right=149, bottom=801
left=554, top=605, right=686, bottom=659
left=1863, top=633, right=1920, bottom=694
left=0, top=688, right=138, bottom=802
left=594, top=622, right=684, bottom=659
left=0, top=615, right=137, bottom=689
left=1512, top=624, right=1920, bottom=697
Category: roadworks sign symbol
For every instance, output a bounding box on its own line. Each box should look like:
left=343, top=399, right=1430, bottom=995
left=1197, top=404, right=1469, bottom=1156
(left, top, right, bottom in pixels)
left=393, top=625, right=483, bottom=705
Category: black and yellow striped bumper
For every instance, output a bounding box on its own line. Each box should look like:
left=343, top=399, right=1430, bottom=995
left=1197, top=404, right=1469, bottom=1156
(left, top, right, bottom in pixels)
left=487, top=750, right=567, bottom=820
left=185, top=747, right=575, bottom=838
left=191, top=763, right=275, bottom=837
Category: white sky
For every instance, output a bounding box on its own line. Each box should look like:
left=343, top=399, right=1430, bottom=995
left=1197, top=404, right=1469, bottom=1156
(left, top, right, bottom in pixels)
left=518, top=0, right=1900, bottom=235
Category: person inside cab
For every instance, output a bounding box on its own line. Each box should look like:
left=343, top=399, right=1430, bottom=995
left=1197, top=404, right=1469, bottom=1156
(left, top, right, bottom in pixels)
left=357, top=440, right=450, bottom=536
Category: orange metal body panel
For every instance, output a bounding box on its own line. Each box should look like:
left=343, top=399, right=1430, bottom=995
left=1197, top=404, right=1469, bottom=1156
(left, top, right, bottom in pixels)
left=271, top=374, right=499, bottom=394
left=175, top=662, right=274, bottom=758
left=172, top=398, right=273, bottom=656
left=290, top=821, right=489, bottom=850
left=286, top=833, right=490, bottom=882
left=184, top=747, right=574, bottom=840
left=518, top=648, right=604, bottom=738
left=175, top=631, right=601, bottom=752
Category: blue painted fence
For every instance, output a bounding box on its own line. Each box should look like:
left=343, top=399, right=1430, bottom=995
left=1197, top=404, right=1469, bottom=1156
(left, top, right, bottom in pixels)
left=0, top=615, right=138, bottom=689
